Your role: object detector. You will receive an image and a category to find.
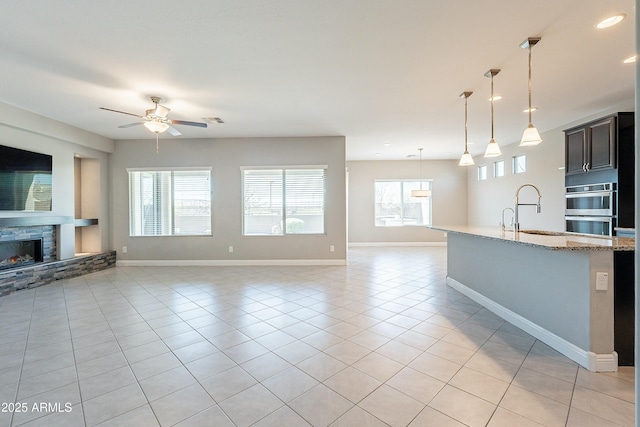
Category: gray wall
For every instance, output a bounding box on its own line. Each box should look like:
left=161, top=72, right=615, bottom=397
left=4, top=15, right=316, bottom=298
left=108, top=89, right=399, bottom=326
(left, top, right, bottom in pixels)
left=346, top=160, right=467, bottom=243
left=110, top=136, right=347, bottom=262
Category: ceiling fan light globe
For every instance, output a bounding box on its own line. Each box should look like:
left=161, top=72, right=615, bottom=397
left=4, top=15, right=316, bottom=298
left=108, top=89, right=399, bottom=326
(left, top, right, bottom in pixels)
left=519, top=124, right=542, bottom=146
left=144, top=121, right=170, bottom=133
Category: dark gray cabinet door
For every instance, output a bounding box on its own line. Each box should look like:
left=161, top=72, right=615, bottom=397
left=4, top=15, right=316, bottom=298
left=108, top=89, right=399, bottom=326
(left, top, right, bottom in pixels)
left=565, top=127, right=586, bottom=175
left=588, top=116, right=616, bottom=171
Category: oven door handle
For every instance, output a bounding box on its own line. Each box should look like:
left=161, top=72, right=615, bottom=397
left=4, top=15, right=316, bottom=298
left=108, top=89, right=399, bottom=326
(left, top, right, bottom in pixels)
left=565, top=191, right=613, bottom=198
left=565, top=216, right=613, bottom=222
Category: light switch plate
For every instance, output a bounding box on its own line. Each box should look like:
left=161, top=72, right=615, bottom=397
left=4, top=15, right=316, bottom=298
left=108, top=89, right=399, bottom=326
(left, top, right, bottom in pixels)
left=596, top=272, right=609, bottom=291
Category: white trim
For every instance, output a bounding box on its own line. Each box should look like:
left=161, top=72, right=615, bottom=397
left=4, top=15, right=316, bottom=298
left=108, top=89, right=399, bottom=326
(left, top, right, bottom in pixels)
left=446, top=276, right=618, bottom=372
left=374, top=178, right=434, bottom=183
left=116, top=259, right=347, bottom=267
left=126, top=166, right=212, bottom=172
left=349, top=242, right=446, bottom=247
left=239, top=165, right=328, bottom=170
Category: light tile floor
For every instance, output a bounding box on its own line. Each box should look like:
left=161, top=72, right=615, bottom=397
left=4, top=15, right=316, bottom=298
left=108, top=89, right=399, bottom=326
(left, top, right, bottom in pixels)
left=0, top=247, right=634, bottom=426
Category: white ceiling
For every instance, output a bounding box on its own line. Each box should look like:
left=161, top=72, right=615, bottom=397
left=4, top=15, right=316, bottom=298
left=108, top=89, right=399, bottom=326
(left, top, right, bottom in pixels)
left=0, top=0, right=636, bottom=160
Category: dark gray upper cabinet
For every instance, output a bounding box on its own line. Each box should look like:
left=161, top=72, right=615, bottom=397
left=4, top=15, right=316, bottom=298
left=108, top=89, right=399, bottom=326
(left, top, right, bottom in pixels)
left=565, top=116, right=616, bottom=175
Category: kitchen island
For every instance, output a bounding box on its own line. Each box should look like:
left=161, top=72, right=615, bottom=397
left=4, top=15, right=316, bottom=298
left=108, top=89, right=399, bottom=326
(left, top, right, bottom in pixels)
left=431, top=225, right=634, bottom=372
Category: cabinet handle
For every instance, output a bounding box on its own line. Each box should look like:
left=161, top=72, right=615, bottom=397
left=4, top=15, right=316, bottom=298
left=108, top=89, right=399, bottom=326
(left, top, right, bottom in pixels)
left=586, top=162, right=590, bottom=171
left=582, top=163, right=586, bottom=172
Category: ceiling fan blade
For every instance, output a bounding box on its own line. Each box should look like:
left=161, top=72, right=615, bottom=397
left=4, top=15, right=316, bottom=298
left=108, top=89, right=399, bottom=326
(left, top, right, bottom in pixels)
left=99, top=107, right=144, bottom=118
left=167, top=126, right=182, bottom=136
left=171, top=119, right=207, bottom=128
left=118, top=122, right=144, bottom=128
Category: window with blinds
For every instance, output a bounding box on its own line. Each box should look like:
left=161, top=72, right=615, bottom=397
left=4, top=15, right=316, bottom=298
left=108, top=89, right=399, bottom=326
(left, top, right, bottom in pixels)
left=128, top=168, right=212, bottom=237
left=242, top=167, right=327, bottom=235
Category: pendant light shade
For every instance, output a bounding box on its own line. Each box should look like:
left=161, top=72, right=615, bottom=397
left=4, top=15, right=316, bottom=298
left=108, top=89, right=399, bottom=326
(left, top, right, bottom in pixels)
left=484, top=69, right=502, bottom=157
left=458, top=91, right=475, bottom=166
left=520, top=37, right=542, bottom=146
left=411, top=148, right=431, bottom=197
left=459, top=151, right=475, bottom=166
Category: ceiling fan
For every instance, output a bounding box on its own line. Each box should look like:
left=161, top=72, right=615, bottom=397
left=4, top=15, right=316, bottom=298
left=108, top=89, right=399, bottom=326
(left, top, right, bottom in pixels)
left=99, top=96, right=208, bottom=136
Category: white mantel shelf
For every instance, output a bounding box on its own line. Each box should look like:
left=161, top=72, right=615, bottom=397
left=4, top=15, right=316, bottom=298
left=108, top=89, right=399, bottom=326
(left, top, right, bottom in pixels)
left=0, top=216, right=74, bottom=227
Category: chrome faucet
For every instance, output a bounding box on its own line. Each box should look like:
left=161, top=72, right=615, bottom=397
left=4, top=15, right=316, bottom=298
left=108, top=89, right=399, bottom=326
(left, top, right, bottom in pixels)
left=514, top=184, right=542, bottom=232
left=501, top=207, right=514, bottom=232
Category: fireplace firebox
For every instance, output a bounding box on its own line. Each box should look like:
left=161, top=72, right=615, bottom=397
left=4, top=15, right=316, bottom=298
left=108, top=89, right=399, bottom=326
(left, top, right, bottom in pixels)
left=0, top=239, right=43, bottom=270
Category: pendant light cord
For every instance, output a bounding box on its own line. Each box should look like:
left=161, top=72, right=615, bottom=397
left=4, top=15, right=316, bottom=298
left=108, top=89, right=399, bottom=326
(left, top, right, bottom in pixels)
left=490, top=74, right=495, bottom=140
left=418, top=148, right=423, bottom=190
left=527, top=44, right=533, bottom=126
left=464, top=96, right=469, bottom=151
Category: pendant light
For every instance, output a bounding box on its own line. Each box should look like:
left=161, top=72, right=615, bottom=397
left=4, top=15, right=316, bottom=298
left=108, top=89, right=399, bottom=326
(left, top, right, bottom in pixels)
left=520, top=37, right=542, bottom=146
left=411, top=148, right=431, bottom=197
left=459, top=91, right=474, bottom=166
left=484, top=69, right=502, bottom=157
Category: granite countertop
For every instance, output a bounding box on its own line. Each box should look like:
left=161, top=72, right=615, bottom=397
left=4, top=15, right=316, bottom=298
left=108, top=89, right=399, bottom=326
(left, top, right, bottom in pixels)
left=430, top=225, right=635, bottom=251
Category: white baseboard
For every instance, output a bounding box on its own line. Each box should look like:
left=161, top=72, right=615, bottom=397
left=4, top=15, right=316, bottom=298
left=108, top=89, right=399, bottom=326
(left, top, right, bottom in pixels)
left=116, top=259, right=347, bottom=267
left=446, top=276, right=617, bottom=372
left=348, top=242, right=447, bottom=247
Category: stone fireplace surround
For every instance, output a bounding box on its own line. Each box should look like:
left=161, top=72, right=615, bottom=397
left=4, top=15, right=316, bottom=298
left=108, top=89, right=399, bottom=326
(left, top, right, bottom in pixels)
left=0, top=217, right=115, bottom=296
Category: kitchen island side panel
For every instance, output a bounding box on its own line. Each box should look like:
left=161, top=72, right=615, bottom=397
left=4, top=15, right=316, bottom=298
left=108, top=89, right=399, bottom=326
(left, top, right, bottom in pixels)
left=446, top=232, right=614, bottom=354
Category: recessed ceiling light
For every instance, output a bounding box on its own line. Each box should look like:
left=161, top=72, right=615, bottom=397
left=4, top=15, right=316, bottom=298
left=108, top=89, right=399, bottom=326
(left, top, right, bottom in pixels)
left=384, top=142, right=391, bottom=146
left=375, top=152, right=382, bottom=156
left=596, top=14, right=626, bottom=29
left=444, top=152, right=451, bottom=155
left=488, top=95, right=502, bottom=102
left=523, top=107, right=538, bottom=113
left=623, top=55, right=637, bottom=64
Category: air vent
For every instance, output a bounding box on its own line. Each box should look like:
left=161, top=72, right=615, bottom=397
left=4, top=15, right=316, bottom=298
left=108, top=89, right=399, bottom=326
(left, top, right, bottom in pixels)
left=203, top=117, right=224, bottom=124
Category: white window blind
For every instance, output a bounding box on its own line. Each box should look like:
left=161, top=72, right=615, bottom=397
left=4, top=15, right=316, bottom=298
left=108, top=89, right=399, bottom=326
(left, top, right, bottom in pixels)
left=128, top=169, right=212, bottom=236
left=243, top=168, right=326, bottom=235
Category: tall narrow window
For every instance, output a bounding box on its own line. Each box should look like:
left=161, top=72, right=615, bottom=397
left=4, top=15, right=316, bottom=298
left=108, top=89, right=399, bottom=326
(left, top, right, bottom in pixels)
left=128, top=168, right=212, bottom=236
left=513, top=154, right=527, bottom=174
left=374, top=180, right=432, bottom=226
left=242, top=167, right=326, bottom=235
left=478, top=165, right=488, bottom=181
left=493, top=160, right=505, bottom=177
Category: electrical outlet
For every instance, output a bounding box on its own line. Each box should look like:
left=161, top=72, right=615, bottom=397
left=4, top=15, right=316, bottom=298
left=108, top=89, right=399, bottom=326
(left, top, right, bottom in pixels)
left=122, top=246, right=127, bottom=253
left=228, top=246, right=234, bottom=253
left=330, top=245, right=335, bottom=252
left=595, top=272, right=608, bottom=291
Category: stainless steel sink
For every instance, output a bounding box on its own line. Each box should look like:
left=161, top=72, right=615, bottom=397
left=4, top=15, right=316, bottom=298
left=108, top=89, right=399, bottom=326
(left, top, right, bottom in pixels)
left=518, top=229, right=568, bottom=236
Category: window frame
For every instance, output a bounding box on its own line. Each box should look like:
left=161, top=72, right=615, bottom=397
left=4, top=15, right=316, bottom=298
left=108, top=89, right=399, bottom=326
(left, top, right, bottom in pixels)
left=493, top=160, right=505, bottom=178
left=127, top=167, right=212, bottom=237
left=477, top=165, right=488, bottom=181
left=241, top=165, right=328, bottom=236
left=512, top=154, right=527, bottom=174
left=374, top=179, right=433, bottom=227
